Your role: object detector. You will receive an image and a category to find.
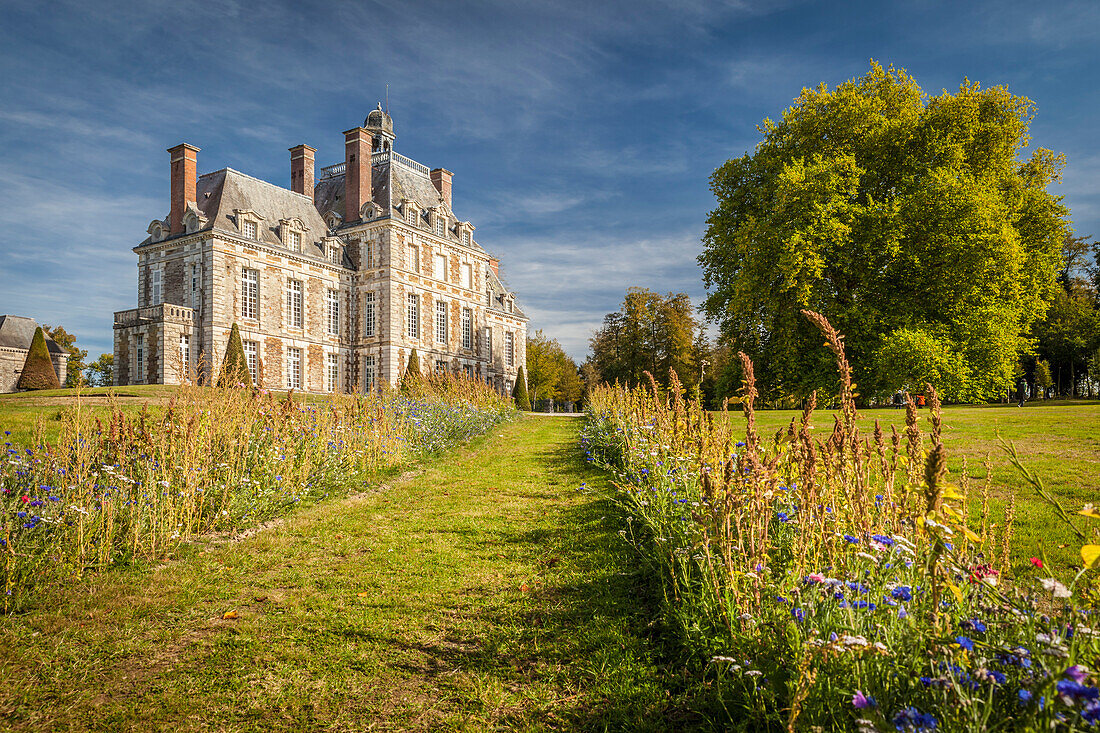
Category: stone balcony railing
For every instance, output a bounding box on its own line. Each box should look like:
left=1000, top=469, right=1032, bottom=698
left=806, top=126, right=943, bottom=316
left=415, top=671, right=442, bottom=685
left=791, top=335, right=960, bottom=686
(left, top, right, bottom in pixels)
left=114, top=303, right=194, bottom=328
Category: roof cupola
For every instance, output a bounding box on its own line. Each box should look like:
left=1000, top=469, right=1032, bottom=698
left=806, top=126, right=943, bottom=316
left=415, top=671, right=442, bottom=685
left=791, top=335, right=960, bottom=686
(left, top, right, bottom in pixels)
left=365, top=103, right=395, bottom=152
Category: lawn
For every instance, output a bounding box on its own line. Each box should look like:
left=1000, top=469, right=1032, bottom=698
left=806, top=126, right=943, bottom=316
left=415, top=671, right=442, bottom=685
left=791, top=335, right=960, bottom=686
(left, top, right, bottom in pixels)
left=0, top=417, right=698, bottom=731
left=728, top=401, right=1100, bottom=573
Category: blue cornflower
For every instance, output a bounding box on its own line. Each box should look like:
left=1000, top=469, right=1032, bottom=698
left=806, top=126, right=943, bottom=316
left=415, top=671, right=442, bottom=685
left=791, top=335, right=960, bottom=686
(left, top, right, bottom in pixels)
left=1018, top=689, right=1033, bottom=704
left=955, top=636, right=974, bottom=651
left=870, top=534, right=895, bottom=546
left=964, top=618, right=987, bottom=633
left=891, top=586, right=913, bottom=602
left=791, top=607, right=804, bottom=622
left=844, top=534, right=859, bottom=544
left=17, top=511, right=26, bottom=518
left=892, top=707, right=938, bottom=731
left=1056, top=679, right=1099, bottom=702
left=777, top=512, right=789, bottom=523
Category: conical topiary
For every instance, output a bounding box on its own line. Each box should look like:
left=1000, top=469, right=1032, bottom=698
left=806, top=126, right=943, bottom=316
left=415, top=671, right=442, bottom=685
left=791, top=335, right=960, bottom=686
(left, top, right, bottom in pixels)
left=17, top=326, right=61, bottom=390
left=400, top=349, right=421, bottom=393
left=217, top=323, right=252, bottom=388
left=512, top=366, right=531, bottom=410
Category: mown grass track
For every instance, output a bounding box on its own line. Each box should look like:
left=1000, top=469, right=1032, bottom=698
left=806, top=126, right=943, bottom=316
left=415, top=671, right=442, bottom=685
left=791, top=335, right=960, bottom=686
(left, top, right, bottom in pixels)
left=1, top=416, right=704, bottom=732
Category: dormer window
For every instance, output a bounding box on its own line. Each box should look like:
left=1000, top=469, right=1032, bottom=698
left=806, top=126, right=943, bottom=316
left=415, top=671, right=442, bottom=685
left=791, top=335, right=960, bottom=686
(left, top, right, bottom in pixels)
left=434, top=212, right=446, bottom=238
left=289, top=230, right=301, bottom=251
left=462, top=230, right=471, bottom=246
left=329, top=244, right=340, bottom=264
left=147, top=219, right=169, bottom=243
left=405, top=204, right=417, bottom=225
left=241, top=220, right=257, bottom=239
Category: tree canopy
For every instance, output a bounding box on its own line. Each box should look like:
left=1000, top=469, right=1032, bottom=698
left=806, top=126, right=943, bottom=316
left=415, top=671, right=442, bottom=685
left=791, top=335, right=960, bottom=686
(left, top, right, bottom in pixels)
left=526, top=330, right=583, bottom=406
left=589, top=288, right=702, bottom=391
left=699, top=62, right=1070, bottom=403
left=42, top=324, right=86, bottom=387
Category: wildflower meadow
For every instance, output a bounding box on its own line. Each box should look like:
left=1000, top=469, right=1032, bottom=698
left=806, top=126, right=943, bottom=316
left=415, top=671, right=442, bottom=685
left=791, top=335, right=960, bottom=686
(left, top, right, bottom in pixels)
left=582, top=310, right=1100, bottom=731
left=0, top=375, right=513, bottom=612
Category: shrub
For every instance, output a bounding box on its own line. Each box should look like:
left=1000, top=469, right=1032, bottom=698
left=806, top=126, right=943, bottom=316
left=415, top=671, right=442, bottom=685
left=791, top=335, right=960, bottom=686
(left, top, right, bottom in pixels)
left=401, top=349, right=421, bottom=394
left=216, top=323, right=252, bottom=388
left=582, top=310, right=1100, bottom=731
left=17, top=327, right=60, bottom=391
left=513, top=366, right=531, bottom=410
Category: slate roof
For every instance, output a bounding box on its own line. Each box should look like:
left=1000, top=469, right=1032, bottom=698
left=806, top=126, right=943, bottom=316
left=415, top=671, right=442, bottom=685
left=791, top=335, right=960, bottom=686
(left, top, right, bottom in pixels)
left=0, top=316, right=67, bottom=355
left=485, top=269, right=528, bottom=320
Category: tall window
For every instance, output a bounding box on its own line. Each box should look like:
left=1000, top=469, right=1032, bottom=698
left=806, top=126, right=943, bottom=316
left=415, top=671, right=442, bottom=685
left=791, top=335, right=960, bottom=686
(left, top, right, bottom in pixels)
left=242, top=269, right=259, bottom=320
left=244, top=340, right=258, bottom=384
left=486, top=288, right=492, bottom=307
left=288, top=230, right=301, bottom=252
left=286, top=347, right=301, bottom=390
left=484, top=327, right=492, bottom=357
left=461, top=308, right=472, bottom=349
left=286, top=279, right=303, bottom=328
left=462, top=364, right=473, bottom=379
left=435, top=359, right=447, bottom=374
left=325, top=353, right=338, bottom=392
left=505, top=331, right=514, bottom=367
left=329, top=244, right=341, bottom=265
left=363, top=291, right=376, bottom=337
left=461, top=263, right=472, bottom=290
left=191, top=264, right=200, bottom=309
left=435, top=215, right=445, bottom=237
left=134, top=334, right=144, bottom=383
left=462, top=230, right=471, bottom=246
left=408, top=245, right=419, bottom=273
left=326, top=289, right=339, bottom=336
left=150, top=269, right=162, bottom=305
left=179, top=334, right=190, bottom=371
left=435, top=300, right=447, bottom=344
left=364, top=355, right=375, bottom=392
left=407, top=293, right=419, bottom=338
left=241, top=219, right=257, bottom=239
left=434, top=253, right=447, bottom=282
left=406, top=206, right=417, bottom=224
left=364, top=240, right=374, bottom=269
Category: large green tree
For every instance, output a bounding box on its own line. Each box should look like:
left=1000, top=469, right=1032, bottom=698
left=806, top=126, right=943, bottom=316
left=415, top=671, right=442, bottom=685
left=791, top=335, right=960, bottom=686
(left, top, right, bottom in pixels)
left=699, top=62, right=1070, bottom=403
left=589, top=288, right=702, bottom=390
left=525, top=330, right=564, bottom=404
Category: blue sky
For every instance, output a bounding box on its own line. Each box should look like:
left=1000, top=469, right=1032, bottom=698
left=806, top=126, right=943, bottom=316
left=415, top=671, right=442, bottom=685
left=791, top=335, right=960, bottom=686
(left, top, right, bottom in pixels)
left=1, top=0, right=1097, bottom=362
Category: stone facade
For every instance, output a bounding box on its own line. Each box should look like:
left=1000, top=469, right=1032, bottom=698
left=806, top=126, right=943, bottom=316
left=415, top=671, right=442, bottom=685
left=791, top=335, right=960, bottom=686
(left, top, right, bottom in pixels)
left=0, top=315, right=69, bottom=392
left=114, top=107, right=527, bottom=393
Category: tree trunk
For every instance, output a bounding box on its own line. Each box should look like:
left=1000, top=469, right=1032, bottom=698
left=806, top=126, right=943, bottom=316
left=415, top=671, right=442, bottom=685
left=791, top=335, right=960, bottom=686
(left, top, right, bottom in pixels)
left=1071, top=360, right=1076, bottom=398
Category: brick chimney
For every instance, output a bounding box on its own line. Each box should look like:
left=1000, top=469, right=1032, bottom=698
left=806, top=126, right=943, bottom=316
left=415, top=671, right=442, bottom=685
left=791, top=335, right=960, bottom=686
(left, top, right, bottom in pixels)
left=344, top=127, right=371, bottom=222
left=168, top=143, right=200, bottom=235
left=289, top=144, right=316, bottom=199
left=430, top=168, right=453, bottom=209
left=488, top=256, right=500, bottom=277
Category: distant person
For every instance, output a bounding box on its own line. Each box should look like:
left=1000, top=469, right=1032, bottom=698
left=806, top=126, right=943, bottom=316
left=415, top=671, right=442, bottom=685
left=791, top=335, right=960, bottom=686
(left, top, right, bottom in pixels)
left=1016, top=376, right=1028, bottom=407
left=916, top=394, right=926, bottom=407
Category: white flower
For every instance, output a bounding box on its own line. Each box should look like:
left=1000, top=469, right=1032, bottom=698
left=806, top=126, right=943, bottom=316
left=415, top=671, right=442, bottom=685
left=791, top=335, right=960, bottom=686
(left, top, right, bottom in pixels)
left=1039, top=578, right=1072, bottom=598
left=710, top=655, right=738, bottom=663
left=745, top=670, right=763, bottom=677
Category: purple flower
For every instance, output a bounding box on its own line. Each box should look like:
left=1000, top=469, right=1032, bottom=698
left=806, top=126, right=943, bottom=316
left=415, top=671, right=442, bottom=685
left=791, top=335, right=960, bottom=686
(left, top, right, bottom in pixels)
left=1066, top=665, right=1090, bottom=685
left=844, top=534, right=859, bottom=544
left=792, top=607, right=804, bottom=622
left=1018, top=689, right=1032, bottom=704
left=956, top=636, right=974, bottom=651
left=898, top=607, right=909, bottom=619
left=891, top=586, right=912, bottom=602
left=852, top=690, right=876, bottom=709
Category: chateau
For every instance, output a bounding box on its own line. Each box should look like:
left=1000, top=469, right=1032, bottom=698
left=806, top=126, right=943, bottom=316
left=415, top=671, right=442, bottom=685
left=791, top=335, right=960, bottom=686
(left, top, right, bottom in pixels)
left=113, top=106, right=527, bottom=393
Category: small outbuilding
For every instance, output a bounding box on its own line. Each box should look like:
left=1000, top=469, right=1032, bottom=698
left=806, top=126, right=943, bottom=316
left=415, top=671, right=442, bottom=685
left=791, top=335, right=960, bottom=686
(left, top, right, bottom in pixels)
left=0, top=316, right=69, bottom=392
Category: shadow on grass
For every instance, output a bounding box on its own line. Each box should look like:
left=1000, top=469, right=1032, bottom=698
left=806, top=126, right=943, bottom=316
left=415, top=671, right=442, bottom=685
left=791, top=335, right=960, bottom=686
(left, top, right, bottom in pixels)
left=379, top=438, right=725, bottom=731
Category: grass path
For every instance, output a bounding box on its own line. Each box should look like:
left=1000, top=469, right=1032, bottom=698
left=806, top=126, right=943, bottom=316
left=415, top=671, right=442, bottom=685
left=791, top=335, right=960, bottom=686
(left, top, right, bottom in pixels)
left=1, top=416, right=695, bottom=732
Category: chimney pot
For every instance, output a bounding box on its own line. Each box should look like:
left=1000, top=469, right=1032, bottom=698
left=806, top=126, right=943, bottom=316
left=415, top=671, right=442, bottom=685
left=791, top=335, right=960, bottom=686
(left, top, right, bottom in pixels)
left=168, top=143, right=200, bottom=236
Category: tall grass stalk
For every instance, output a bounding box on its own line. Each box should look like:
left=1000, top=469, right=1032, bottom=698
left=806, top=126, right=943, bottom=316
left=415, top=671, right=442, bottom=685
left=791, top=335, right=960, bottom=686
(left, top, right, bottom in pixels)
left=582, top=310, right=1100, bottom=731
left=1, top=375, right=513, bottom=611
